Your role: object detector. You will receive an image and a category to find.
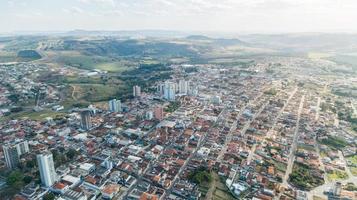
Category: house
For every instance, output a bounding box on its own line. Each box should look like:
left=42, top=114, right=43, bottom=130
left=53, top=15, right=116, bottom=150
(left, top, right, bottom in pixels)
left=101, top=184, right=120, bottom=199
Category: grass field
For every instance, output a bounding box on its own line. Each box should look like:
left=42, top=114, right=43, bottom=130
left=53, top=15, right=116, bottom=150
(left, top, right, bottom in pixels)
left=71, top=83, right=120, bottom=102
left=1, top=109, right=66, bottom=122
left=0, top=51, right=38, bottom=63
left=327, top=170, right=349, bottom=181
left=48, top=51, right=134, bottom=72
left=198, top=172, right=236, bottom=200
left=329, top=54, right=357, bottom=71
left=350, top=167, right=357, bottom=176
left=346, top=155, right=357, bottom=165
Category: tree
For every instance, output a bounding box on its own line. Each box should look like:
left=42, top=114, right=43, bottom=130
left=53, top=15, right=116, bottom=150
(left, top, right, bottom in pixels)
left=43, top=192, right=55, bottom=200
left=23, top=176, right=33, bottom=184
left=6, top=171, right=24, bottom=189
left=66, top=149, right=78, bottom=160
left=26, top=160, right=36, bottom=168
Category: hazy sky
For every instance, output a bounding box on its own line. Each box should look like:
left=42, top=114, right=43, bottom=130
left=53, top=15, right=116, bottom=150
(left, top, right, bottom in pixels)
left=1, top=0, right=357, bottom=33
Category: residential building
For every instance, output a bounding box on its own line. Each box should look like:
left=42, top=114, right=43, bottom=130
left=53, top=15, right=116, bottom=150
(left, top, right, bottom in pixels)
left=37, top=152, right=57, bottom=187
left=3, top=144, right=20, bottom=169
left=154, top=106, right=164, bottom=120
left=108, top=99, right=122, bottom=113
left=179, top=80, right=188, bottom=94
left=16, top=140, right=29, bottom=155
left=133, top=85, right=141, bottom=97
left=80, top=110, right=92, bottom=130
left=164, top=81, right=175, bottom=101
left=2, top=140, right=29, bottom=169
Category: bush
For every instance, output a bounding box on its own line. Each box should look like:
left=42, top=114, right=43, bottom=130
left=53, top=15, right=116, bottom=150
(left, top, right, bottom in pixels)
left=188, top=167, right=212, bottom=185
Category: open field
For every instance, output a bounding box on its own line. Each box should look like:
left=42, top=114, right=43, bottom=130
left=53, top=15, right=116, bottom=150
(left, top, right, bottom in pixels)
left=1, top=109, right=66, bottom=122
left=346, top=155, right=357, bottom=165
left=329, top=54, right=357, bottom=70
left=199, top=172, right=236, bottom=200
left=327, top=170, right=349, bottom=181
left=46, top=51, right=134, bottom=72
left=71, top=83, right=121, bottom=102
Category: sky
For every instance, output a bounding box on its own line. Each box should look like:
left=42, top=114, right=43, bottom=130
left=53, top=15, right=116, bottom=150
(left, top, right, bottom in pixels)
left=1, top=0, right=357, bottom=33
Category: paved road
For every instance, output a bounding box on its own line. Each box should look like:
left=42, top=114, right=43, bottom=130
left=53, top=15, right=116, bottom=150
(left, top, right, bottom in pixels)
left=160, top=103, right=228, bottom=199
left=265, top=87, right=297, bottom=140
left=315, top=97, right=321, bottom=121
left=217, top=89, right=268, bottom=163
left=282, top=94, right=305, bottom=187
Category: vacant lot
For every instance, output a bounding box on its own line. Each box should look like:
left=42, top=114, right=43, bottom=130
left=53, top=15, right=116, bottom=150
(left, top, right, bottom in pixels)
left=199, top=172, right=236, bottom=200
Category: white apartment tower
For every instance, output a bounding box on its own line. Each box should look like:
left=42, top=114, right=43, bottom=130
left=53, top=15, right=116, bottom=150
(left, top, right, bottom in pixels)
left=3, top=140, right=30, bottom=169
left=3, top=145, right=20, bottom=169
left=133, top=85, right=141, bottom=97
left=37, top=152, right=57, bottom=187
left=179, top=80, right=189, bottom=95
left=164, top=81, right=176, bottom=101
left=108, top=99, right=122, bottom=112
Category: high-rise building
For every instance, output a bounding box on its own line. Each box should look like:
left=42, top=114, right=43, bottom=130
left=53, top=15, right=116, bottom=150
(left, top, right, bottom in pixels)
left=333, top=182, right=342, bottom=197
left=3, top=144, right=20, bottom=169
left=154, top=106, right=164, bottom=120
left=164, top=81, right=175, bottom=101
left=2, top=140, right=30, bottom=169
left=133, top=85, right=141, bottom=97
left=80, top=110, right=92, bottom=130
left=108, top=99, right=122, bottom=113
left=37, top=152, right=57, bottom=187
left=16, top=140, right=29, bottom=156
left=179, top=80, right=189, bottom=95
left=157, top=83, right=165, bottom=96
left=145, top=111, right=154, bottom=120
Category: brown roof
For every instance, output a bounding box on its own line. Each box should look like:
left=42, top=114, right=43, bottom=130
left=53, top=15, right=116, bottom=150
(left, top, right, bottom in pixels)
left=140, top=192, right=159, bottom=200
left=102, top=184, right=120, bottom=195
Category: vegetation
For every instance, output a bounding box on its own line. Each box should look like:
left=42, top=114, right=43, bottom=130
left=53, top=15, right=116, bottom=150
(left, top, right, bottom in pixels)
left=184, top=66, right=198, bottom=73
left=6, top=171, right=24, bottom=190
left=17, top=50, right=42, bottom=60
left=51, top=148, right=78, bottom=167
left=188, top=167, right=212, bottom=185
left=346, top=155, right=357, bottom=165
left=165, top=101, right=181, bottom=113
left=344, top=182, right=357, bottom=191
left=320, top=136, right=348, bottom=150
left=66, top=148, right=79, bottom=160
left=198, top=172, right=236, bottom=200
left=289, top=162, right=324, bottom=190
left=264, top=88, right=278, bottom=96
left=43, top=192, right=56, bottom=200
left=327, top=170, right=348, bottom=181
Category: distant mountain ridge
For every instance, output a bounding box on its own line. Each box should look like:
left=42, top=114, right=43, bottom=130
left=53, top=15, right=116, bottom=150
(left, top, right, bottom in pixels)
left=186, top=35, right=248, bottom=46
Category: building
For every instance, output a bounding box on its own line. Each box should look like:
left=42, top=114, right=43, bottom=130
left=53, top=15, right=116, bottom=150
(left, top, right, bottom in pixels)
left=164, top=81, right=175, bottom=101
left=154, top=106, right=164, bottom=120
left=16, top=140, right=29, bottom=155
left=133, top=85, right=141, bottom=97
left=108, top=99, right=122, bottom=113
left=178, top=80, right=188, bottom=95
left=2, top=140, right=29, bottom=169
left=37, top=152, right=57, bottom=187
left=157, top=83, right=165, bottom=96
left=80, top=110, right=92, bottom=130
left=3, top=144, right=20, bottom=169
left=145, top=111, right=153, bottom=120
left=334, top=182, right=342, bottom=197
left=211, top=95, right=222, bottom=105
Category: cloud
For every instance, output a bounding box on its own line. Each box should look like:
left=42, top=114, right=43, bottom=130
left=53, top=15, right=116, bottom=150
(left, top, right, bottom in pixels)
left=63, top=6, right=85, bottom=14
left=78, top=0, right=115, bottom=6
